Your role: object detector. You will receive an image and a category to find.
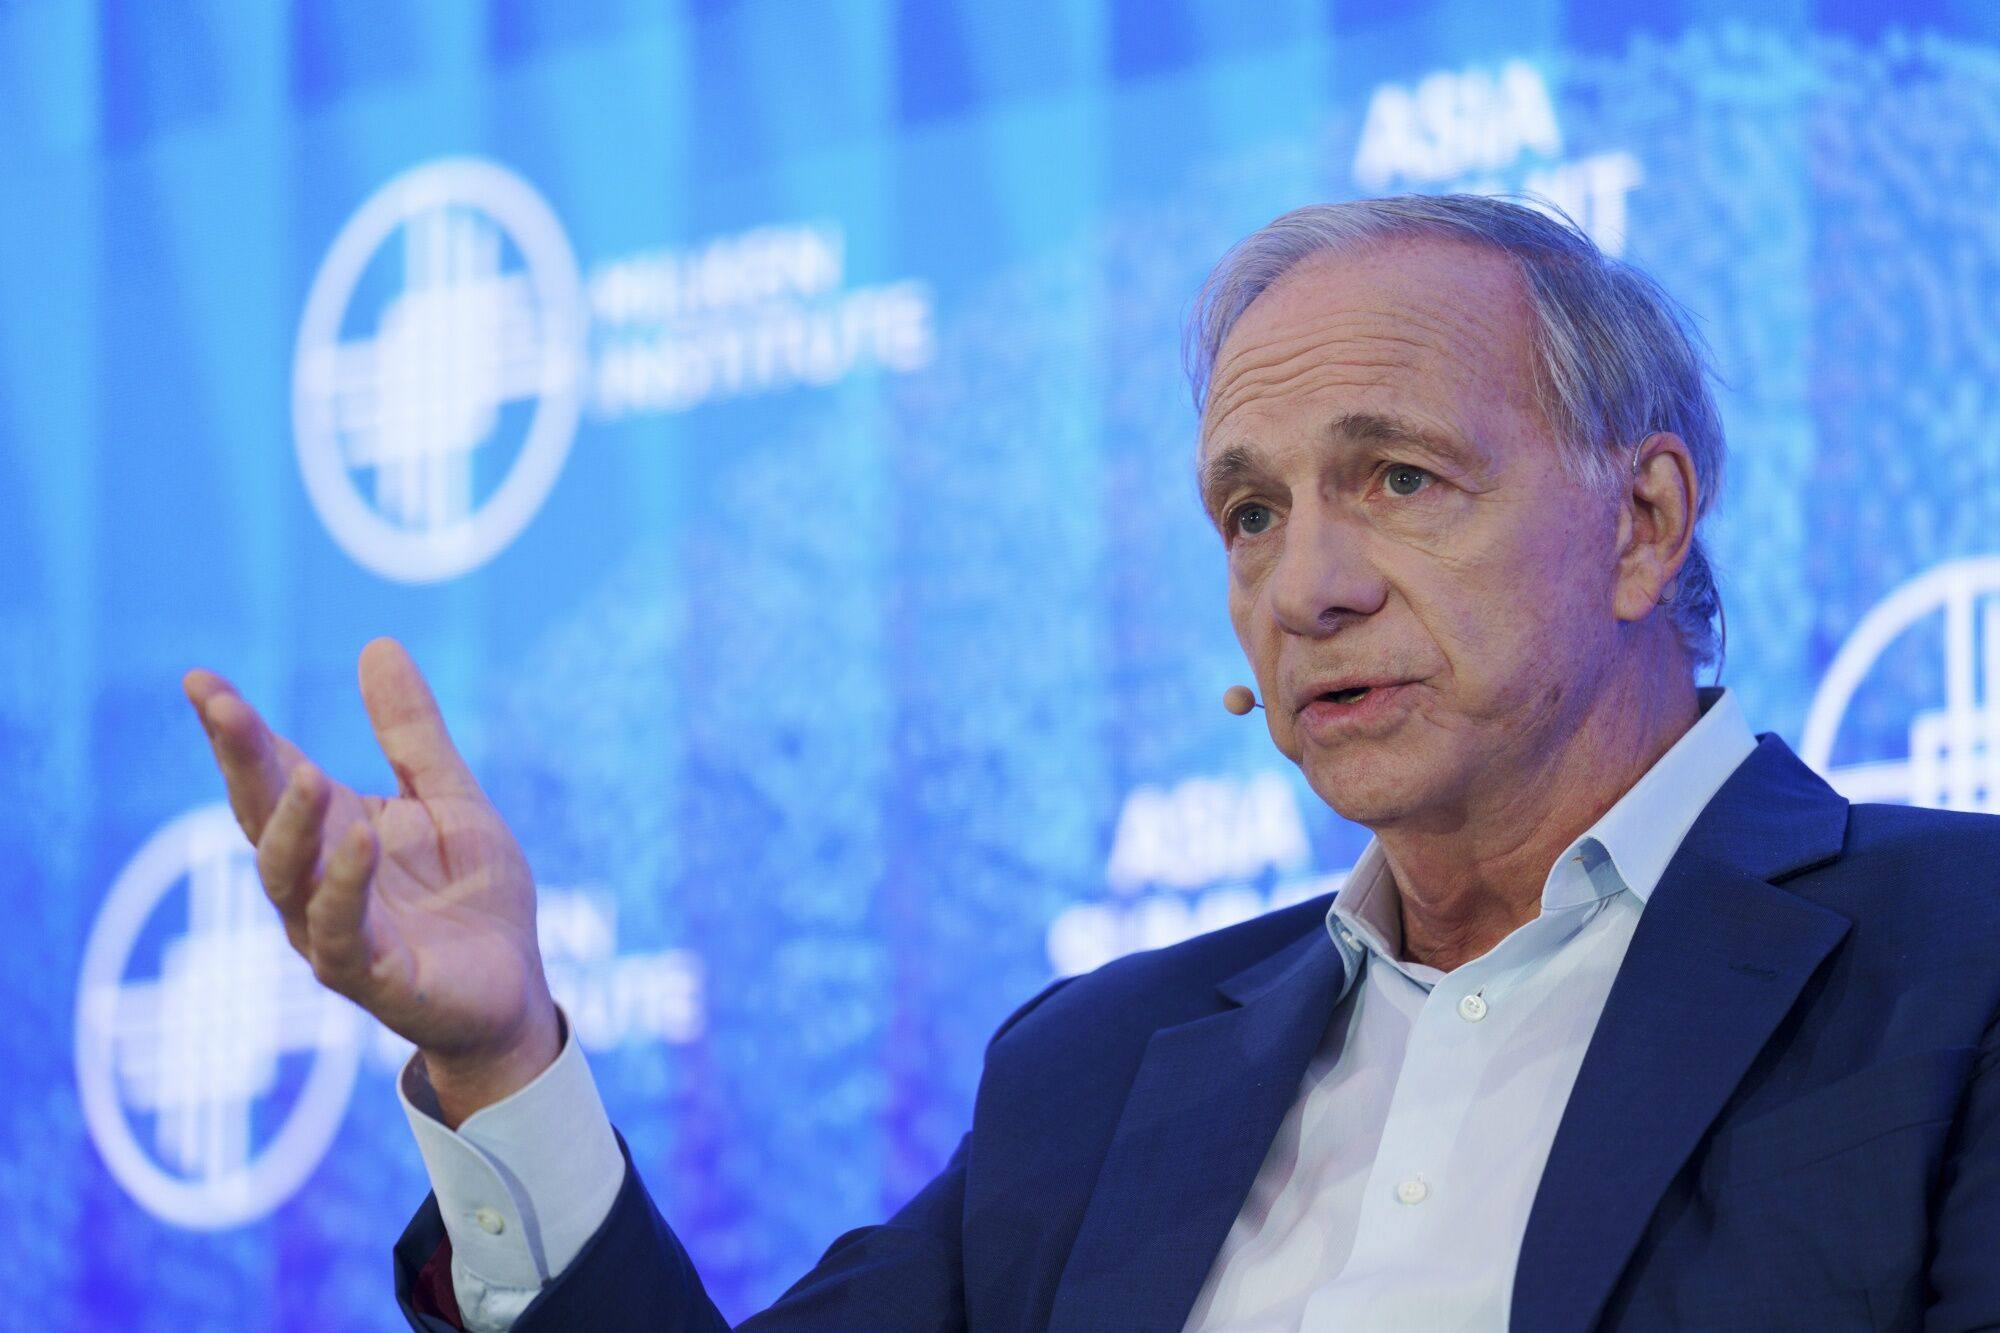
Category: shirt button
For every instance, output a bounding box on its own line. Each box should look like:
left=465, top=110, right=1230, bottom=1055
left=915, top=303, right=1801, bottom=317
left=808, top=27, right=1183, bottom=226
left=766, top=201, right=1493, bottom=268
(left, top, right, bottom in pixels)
left=1395, top=1177, right=1429, bottom=1205
left=1458, top=993, right=1489, bottom=1022
left=1338, top=928, right=1359, bottom=948
left=474, top=1207, right=506, bottom=1235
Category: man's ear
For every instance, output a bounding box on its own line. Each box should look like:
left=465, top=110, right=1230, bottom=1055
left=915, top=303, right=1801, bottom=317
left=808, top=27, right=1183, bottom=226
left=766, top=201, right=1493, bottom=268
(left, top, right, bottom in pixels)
left=1612, top=432, right=1697, bottom=624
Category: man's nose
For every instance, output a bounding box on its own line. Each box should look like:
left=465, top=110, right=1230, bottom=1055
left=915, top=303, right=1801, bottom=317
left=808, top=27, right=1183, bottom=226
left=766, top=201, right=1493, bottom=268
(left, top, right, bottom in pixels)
left=1266, top=505, right=1386, bottom=636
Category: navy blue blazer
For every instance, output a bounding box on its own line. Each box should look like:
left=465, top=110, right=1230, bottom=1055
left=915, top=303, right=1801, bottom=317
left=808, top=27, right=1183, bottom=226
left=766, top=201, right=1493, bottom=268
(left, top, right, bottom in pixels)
left=396, top=732, right=2000, bottom=1331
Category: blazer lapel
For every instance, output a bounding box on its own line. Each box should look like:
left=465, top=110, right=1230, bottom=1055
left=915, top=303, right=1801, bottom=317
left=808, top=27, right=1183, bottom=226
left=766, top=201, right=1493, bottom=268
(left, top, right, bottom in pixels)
left=1512, top=734, right=1855, bottom=1332
left=1046, top=927, right=1349, bottom=1333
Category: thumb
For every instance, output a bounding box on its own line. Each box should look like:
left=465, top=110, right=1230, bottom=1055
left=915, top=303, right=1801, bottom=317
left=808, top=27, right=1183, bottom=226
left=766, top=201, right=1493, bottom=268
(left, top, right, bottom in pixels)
left=357, top=637, right=482, bottom=799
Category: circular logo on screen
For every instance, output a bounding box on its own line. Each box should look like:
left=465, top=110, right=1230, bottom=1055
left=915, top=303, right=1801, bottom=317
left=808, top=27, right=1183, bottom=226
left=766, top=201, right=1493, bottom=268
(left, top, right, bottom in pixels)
left=1802, top=556, right=2000, bottom=813
left=293, top=157, right=584, bottom=583
left=74, top=804, right=363, bottom=1229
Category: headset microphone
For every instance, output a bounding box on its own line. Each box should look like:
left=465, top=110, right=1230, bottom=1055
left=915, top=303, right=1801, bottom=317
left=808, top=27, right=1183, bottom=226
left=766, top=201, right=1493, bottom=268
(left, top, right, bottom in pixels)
left=1223, top=684, right=1262, bottom=715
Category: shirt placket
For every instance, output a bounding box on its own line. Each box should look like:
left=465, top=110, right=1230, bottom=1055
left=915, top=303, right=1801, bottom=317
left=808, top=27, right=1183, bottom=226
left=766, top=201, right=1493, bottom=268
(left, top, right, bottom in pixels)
left=1329, top=957, right=1502, bottom=1294
left=1309, top=876, right=1606, bottom=1323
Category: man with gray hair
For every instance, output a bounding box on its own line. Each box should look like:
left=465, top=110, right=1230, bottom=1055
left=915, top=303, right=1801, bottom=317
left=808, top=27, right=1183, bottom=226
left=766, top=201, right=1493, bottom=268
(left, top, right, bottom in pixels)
left=186, top=194, right=2000, bottom=1331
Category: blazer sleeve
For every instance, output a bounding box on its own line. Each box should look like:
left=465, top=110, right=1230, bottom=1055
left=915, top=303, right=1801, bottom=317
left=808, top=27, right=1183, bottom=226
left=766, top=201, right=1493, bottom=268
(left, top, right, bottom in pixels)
left=392, top=1122, right=728, bottom=1332
left=393, top=977, right=1071, bottom=1332
left=393, top=1125, right=969, bottom=1333
left=1924, top=1003, right=2000, bottom=1328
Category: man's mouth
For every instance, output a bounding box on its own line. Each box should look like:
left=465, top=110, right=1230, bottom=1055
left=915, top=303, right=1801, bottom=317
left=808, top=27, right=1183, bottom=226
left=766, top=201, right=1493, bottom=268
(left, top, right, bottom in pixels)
left=1293, top=677, right=1414, bottom=720
left=1297, top=681, right=1416, bottom=732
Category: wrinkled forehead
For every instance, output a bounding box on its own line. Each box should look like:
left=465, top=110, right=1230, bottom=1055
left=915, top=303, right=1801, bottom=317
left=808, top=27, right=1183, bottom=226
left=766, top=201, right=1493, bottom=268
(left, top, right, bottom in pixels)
left=1197, top=237, right=1545, bottom=458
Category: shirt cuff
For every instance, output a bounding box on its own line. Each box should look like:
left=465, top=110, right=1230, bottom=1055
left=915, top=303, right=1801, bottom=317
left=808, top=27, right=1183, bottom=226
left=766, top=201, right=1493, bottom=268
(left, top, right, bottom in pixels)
left=398, top=1004, right=628, bottom=1299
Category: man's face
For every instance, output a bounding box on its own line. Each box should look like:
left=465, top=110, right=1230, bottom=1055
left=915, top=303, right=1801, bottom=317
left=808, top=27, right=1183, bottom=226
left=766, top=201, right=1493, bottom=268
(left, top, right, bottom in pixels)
left=1198, top=238, right=1624, bottom=828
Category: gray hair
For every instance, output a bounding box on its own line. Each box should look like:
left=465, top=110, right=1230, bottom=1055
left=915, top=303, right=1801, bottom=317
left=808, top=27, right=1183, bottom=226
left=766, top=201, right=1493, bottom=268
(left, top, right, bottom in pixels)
left=1184, top=193, right=1726, bottom=677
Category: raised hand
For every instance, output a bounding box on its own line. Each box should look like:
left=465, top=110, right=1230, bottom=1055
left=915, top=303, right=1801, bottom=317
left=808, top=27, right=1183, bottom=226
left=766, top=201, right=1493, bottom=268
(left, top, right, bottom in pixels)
left=183, top=637, right=559, bottom=1126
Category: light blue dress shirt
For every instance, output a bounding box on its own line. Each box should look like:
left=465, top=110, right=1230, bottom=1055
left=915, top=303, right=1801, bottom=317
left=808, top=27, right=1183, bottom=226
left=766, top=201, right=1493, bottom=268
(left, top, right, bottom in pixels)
left=402, top=685, right=1755, bottom=1332
left=400, top=1005, right=624, bottom=1332
left=1182, top=684, right=1756, bottom=1330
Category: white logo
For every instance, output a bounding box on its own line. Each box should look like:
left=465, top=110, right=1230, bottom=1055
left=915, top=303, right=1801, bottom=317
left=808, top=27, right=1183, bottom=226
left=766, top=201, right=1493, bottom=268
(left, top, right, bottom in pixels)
left=1048, top=772, right=1344, bottom=976
left=1354, top=60, right=1564, bottom=190
left=75, top=807, right=709, bottom=1230
left=1804, top=556, right=2000, bottom=813
left=294, top=157, right=584, bottom=583
left=1351, top=59, right=1644, bottom=257
left=589, top=225, right=934, bottom=416
left=74, top=805, right=364, bottom=1229
left=537, top=888, right=706, bottom=1047
left=295, top=160, right=934, bottom=581
left=1104, top=771, right=1311, bottom=892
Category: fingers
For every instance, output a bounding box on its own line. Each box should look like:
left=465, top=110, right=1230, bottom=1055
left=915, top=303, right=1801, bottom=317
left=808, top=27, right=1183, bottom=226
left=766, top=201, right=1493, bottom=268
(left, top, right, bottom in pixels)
left=184, top=668, right=292, bottom=841
left=255, top=763, right=332, bottom=929
left=357, top=637, right=482, bottom=800
left=185, top=660, right=387, bottom=1001
left=306, top=819, right=379, bottom=992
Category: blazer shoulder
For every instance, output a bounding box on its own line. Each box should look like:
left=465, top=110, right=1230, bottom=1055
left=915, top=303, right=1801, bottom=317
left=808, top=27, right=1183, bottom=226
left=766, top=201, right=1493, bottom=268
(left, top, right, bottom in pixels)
left=1841, top=800, right=2000, bottom=873
left=1807, top=800, right=2000, bottom=977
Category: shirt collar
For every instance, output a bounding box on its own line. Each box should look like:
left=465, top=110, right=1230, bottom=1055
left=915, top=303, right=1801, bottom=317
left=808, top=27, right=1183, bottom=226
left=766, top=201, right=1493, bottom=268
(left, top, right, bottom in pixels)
left=1324, top=684, right=1757, bottom=976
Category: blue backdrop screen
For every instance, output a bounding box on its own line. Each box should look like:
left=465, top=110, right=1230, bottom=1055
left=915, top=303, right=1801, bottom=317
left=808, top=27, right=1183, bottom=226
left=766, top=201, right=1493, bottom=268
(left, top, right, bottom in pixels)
left=7, top=2, right=2000, bottom=1328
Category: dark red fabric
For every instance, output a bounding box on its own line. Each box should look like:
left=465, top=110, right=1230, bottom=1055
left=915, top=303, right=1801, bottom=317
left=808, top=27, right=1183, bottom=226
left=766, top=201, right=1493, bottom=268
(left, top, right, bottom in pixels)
left=413, top=1235, right=465, bottom=1328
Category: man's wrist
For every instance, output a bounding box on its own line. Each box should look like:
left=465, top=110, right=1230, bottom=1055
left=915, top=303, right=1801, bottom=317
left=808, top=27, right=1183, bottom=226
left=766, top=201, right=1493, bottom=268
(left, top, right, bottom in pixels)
left=420, top=999, right=564, bottom=1130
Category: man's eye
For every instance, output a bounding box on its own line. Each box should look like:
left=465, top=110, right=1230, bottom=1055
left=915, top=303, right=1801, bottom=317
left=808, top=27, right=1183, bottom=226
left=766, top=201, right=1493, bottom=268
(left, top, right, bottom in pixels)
left=1384, top=464, right=1431, bottom=497
left=1231, top=503, right=1274, bottom=537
